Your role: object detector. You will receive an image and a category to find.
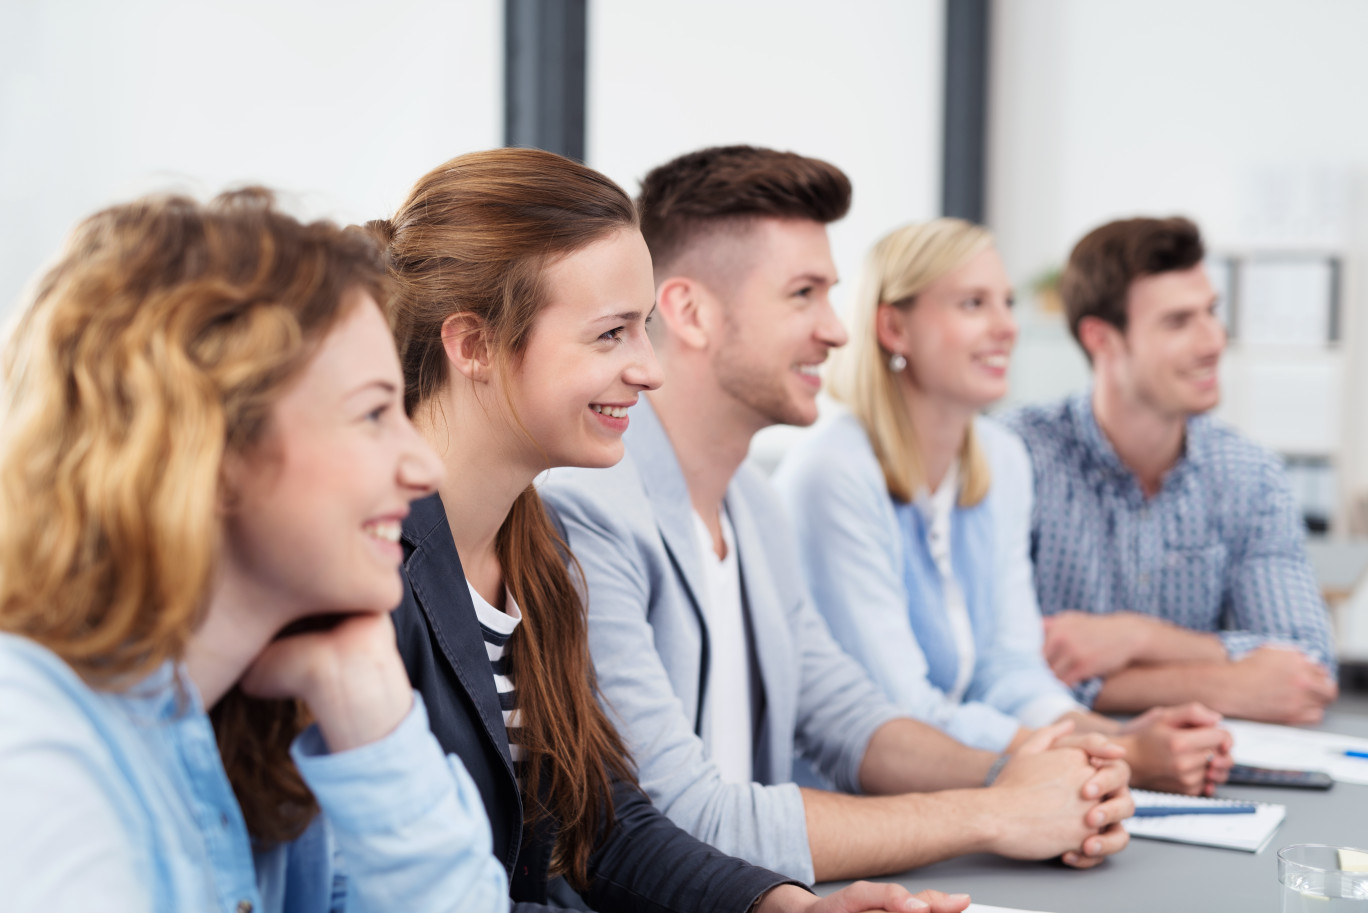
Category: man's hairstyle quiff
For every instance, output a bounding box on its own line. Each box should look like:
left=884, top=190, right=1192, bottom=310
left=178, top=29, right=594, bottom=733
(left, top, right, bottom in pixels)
left=1061, top=215, right=1205, bottom=347
left=636, top=144, right=852, bottom=274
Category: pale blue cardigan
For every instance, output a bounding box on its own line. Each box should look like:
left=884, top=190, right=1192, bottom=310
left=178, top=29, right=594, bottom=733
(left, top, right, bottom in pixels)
left=773, top=410, right=1082, bottom=752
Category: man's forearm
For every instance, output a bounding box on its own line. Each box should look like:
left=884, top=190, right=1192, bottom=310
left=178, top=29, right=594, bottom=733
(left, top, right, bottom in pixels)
left=1130, top=617, right=1227, bottom=666
left=1092, top=662, right=1231, bottom=714
left=800, top=787, right=997, bottom=882
left=858, top=717, right=997, bottom=794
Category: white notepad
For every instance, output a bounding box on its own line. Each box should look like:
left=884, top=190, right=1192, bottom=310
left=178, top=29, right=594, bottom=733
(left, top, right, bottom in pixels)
left=967, top=906, right=1055, bottom=913
left=1124, top=789, right=1286, bottom=853
left=1225, top=719, right=1368, bottom=785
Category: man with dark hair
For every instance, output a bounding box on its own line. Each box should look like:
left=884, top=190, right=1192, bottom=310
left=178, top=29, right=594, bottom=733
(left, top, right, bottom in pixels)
left=542, top=145, right=1134, bottom=884
left=1004, top=216, right=1337, bottom=724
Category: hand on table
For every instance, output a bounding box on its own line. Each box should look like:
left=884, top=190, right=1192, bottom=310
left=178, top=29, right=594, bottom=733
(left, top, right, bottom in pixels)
left=990, top=721, right=1133, bottom=868
left=239, top=611, right=414, bottom=753
left=1116, top=702, right=1232, bottom=795
left=1216, top=647, right=1337, bottom=725
left=758, top=883, right=971, bottom=913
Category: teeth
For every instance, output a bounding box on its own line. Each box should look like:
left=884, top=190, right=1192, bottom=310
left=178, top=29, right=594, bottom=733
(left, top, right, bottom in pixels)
left=978, top=354, right=1009, bottom=368
left=364, top=520, right=401, bottom=543
left=795, top=364, right=822, bottom=377
left=591, top=404, right=630, bottom=418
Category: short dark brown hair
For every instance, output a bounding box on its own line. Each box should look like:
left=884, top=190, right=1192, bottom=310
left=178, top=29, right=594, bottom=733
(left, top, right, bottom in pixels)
left=1061, top=216, right=1205, bottom=347
left=636, top=144, right=852, bottom=274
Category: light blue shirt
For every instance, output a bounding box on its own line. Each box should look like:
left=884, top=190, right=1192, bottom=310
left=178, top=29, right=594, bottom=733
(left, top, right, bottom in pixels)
left=0, top=632, right=508, bottom=913
left=1002, top=392, right=1336, bottom=706
left=773, top=410, right=1082, bottom=752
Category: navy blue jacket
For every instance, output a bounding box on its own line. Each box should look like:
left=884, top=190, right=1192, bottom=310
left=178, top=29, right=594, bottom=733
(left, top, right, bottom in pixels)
left=394, top=492, right=795, bottom=913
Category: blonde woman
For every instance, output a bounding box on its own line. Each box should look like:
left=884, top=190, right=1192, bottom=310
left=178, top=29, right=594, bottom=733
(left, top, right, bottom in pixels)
left=774, top=219, right=1232, bottom=796
left=0, top=190, right=506, bottom=911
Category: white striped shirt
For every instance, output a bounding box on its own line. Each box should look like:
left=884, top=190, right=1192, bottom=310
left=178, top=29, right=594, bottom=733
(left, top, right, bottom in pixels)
left=467, top=582, right=525, bottom=765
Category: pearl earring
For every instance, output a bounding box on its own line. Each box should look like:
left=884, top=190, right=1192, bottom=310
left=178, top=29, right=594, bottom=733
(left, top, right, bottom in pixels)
left=888, top=352, right=907, bottom=372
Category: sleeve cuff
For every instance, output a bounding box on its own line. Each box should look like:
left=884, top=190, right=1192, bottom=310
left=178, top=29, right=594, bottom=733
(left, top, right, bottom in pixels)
left=1015, top=691, right=1088, bottom=729
left=292, top=691, right=452, bottom=832
left=943, top=703, right=1022, bottom=753
left=1219, top=632, right=1335, bottom=670
left=1072, top=676, right=1104, bottom=709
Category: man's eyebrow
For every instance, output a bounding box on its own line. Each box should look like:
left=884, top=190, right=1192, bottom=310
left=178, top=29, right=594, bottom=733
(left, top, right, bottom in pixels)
left=788, top=272, right=838, bottom=286
left=1163, top=294, right=1219, bottom=314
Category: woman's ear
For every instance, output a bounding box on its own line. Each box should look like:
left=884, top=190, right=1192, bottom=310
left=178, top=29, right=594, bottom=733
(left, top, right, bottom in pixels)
left=875, top=302, right=909, bottom=356
left=440, top=312, right=493, bottom=383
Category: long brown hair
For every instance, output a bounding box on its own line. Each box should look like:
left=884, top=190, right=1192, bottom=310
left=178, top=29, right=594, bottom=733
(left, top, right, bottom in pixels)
left=0, top=188, right=389, bottom=845
left=373, top=147, right=637, bottom=887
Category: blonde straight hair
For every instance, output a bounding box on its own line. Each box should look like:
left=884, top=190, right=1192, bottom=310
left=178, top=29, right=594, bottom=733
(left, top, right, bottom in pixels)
left=828, top=218, right=995, bottom=505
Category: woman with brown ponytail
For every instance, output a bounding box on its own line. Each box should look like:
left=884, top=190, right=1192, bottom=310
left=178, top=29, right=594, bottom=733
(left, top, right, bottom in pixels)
left=376, top=148, right=964, bottom=913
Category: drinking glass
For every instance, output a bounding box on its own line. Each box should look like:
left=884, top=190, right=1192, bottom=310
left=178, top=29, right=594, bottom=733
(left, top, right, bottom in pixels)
left=1280, top=844, right=1368, bottom=912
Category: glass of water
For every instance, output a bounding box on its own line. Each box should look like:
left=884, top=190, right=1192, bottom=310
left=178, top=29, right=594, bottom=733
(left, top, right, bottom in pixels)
left=1280, top=844, right=1368, bottom=912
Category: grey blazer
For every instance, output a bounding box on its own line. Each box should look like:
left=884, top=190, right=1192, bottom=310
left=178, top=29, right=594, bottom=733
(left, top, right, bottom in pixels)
left=540, top=398, right=902, bottom=883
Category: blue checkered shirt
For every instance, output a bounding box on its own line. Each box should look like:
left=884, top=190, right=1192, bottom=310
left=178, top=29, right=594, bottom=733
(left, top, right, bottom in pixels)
left=1002, top=392, right=1336, bottom=707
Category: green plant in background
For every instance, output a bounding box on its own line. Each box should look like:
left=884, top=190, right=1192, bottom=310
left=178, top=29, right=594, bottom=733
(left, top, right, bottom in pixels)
left=1030, top=265, right=1064, bottom=315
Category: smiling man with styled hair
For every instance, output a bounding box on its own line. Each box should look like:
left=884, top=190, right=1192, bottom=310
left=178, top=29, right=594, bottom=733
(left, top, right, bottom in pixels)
left=541, top=145, right=1134, bottom=886
left=1004, top=216, right=1337, bottom=724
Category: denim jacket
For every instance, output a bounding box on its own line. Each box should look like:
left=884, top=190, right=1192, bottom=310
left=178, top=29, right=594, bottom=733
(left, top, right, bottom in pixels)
left=0, top=631, right=507, bottom=913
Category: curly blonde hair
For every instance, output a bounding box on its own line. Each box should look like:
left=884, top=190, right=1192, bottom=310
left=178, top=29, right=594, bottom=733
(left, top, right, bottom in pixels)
left=0, top=187, right=388, bottom=844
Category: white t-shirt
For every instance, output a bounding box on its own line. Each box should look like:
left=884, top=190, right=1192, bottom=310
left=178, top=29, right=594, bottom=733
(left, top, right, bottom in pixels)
left=692, top=507, right=753, bottom=785
left=913, top=461, right=976, bottom=705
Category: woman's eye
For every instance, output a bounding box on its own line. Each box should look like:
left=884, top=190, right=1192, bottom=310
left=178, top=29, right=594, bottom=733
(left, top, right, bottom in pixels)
left=960, top=297, right=983, bottom=310
left=365, top=404, right=389, bottom=423
left=794, top=286, right=814, bottom=299
left=600, top=327, right=625, bottom=342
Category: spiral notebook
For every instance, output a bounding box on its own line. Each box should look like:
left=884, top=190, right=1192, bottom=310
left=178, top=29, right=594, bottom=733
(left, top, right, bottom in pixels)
left=1124, top=789, right=1286, bottom=853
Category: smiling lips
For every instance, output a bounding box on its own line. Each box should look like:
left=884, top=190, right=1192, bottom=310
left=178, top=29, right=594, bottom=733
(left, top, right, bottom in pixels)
left=974, top=351, right=1011, bottom=373
left=363, top=519, right=402, bottom=542
left=794, top=363, right=823, bottom=388
left=362, top=517, right=405, bottom=562
left=1186, top=364, right=1219, bottom=389
left=590, top=402, right=634, bottom=431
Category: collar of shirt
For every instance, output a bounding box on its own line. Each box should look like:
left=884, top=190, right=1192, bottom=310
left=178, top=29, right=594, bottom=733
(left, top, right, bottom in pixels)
left=913, top=460, right=960, bottom=536
left=1067, top=390, right=1212, bottom=488
left=119, top=660, right=201, bottom=725
left=465, top=583, right=524, bottom=636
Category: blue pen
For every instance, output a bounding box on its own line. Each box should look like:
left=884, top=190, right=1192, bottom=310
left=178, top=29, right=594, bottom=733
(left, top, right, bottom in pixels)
left=1132, top=804, right=1257, bottom=817
left=1339, top=749, right=1368, bottom=760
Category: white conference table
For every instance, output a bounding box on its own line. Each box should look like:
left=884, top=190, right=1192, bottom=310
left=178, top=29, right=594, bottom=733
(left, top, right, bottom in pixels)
left=816, top=695, right=1368, bottom=912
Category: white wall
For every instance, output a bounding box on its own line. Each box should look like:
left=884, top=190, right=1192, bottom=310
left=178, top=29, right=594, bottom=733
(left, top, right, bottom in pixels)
left=989, top=0, right=1368, bottom=526
left=588, top=0, right=944, bottom=460
left=0, top=0, right=502, bottom=320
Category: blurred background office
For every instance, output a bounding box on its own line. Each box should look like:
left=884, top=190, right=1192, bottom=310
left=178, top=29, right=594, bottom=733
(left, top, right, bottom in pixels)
left=4, top=0, right=1368, bottom=667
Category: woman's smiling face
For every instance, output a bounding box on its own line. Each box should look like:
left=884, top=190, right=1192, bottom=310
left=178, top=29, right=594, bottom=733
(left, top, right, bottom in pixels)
left=494, top=227, right=662, bottom=470
left=218, top=294, right=443, bottom=621
left=891, top=245, right=1018, bottom=412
